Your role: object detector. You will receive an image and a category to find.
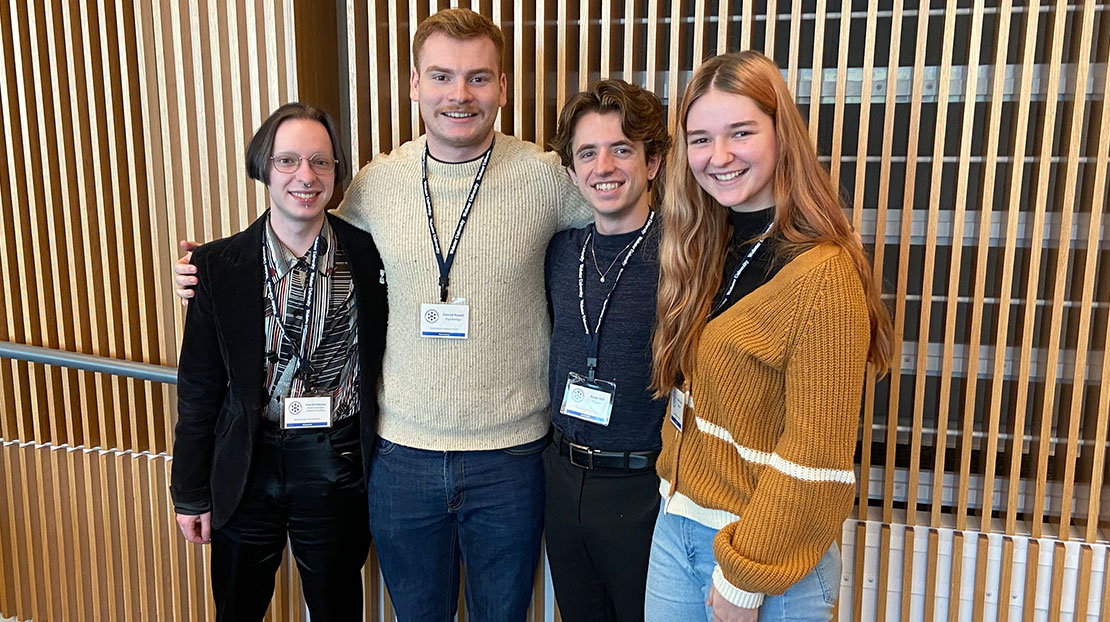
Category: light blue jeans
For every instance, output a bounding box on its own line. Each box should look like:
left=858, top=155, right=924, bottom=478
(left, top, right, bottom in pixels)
left=644, top=505, right=841, bottom=622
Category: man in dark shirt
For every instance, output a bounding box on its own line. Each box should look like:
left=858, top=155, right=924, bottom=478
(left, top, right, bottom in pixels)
left=170, top=103, right=388, bottom=620
left=544, top=80, right=671, bottom=622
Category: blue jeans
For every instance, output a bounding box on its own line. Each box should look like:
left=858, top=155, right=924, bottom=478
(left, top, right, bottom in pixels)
left=367, top=436, right=546, bottom=622
left=644, top=505, right=840, bottom=622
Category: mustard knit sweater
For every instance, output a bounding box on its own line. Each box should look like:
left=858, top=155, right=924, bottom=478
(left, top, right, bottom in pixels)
left=657, top=243, right=870, bottom=608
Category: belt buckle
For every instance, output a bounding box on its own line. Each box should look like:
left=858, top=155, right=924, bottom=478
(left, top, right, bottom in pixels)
left=568, top=441, right=595, bottom=469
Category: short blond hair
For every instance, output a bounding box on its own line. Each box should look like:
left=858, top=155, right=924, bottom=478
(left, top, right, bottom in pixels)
left=412, top=9, right=505, bottom=71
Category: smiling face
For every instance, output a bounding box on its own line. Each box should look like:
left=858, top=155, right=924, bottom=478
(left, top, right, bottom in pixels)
left=410, top=32, right=507, bottom=162
left=684, top=88, right=777, bottom=212
left=568, top=111, right=660, bottom=234
left=266, top=118, right=335, bottom=228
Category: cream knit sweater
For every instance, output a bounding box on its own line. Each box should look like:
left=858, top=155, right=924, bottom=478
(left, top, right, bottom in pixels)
left=335, top=133, right=590, bottom=450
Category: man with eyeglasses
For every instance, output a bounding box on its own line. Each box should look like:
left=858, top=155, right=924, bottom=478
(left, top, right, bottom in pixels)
left=170, top=102, right=387, bottom=620
left=174, top=9, right=590, bottom=621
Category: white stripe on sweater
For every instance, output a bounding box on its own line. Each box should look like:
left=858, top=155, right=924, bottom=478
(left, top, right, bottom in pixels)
left=694, top=417, right=856, bottom=484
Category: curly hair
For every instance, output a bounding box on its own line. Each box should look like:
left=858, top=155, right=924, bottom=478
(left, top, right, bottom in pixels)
left=550, top=79, right=671, bottom=203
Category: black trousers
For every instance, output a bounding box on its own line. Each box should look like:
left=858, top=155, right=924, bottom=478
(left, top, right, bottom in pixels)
left=210, top=420, right=370, bottom=621
left=542, top=443, right=661, bottom=622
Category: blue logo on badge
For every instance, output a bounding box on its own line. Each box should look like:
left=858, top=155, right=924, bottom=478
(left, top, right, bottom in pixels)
left=571, top=389, right=585, bottom=402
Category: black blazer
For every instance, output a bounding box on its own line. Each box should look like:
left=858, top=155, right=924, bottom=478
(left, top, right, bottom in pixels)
left=169, top=212, right=388, bottom=529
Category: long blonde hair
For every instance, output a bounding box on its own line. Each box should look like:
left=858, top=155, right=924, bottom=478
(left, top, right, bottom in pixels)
left=650, top=51, right=893, bottom=394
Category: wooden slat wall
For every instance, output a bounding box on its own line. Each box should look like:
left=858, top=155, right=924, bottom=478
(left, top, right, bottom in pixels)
left=1, top=1, right=1108, bottom=621
left=0, top=0, right=305, bottom=620
left=0, top=0, right=296, bottom=451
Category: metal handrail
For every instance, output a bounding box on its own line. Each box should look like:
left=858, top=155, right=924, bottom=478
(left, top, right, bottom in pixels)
left=0, top=341, right=177, bottom=385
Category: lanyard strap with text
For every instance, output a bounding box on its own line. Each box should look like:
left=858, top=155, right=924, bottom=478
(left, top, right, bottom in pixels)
left=421, top=140, right=494, bottom=302
left=710, top=220, right=774, bottom=317
left=262, top=222, right=322, bottom=376
left=577, top=210, right=656, bottom=381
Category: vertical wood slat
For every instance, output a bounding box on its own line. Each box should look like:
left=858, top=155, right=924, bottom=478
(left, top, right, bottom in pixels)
left=116, top=0, right=152, bottom=457
left=1026, top=0, right=1068, bottom=541
left=1082, top=5, right=1110, bottom=546
left=999, top=0, right=1042, bottom=539
left=691, top=0, right=705, bottom=68
left=1075, top=546, right=1093, bottom=621
left=827, top=0, right=850, bottom=192
left=806, top=0, right=826, bottom=141
left=39, top=0, right=80, bottom=450
left=874, top=4, right=933, bottom=614
left=913, top=0, right=957, bottom=535
left=621, top=0, right=634, bottom=81
left=512, top=0, right=525, bottom=139
left=739, top=0, right=753, bottom=52
left=0, top=0, right=22, bottom=451
left=851, top=8, right=883, bottom=596
left=1023, top=539, right=1040, bottom=622
left=24, top=0, right=65, bottom=450
left=1051, top=0, right=1096, bottom=538
left=972, top=535, right=990, bottom=622
left=999, top=538, right=1016, bottom=622
left=665, top=0, right=682, bottom=129
left=534, top=0, right=546, bottom=140
left=944, top=0, right=984, bottom=532
left=974, top=0, right=1016, bottom=544
left=581, top=0, right=590, bottom=92
left=714, top=0, right=727, bottom=55
left=5, top=0, right=48, bottom=453
left=785, top=0, right=800, bottom=94
left=947, top=532, right=965, bottom=621
left=1048, top=544, right=1065, bottom=621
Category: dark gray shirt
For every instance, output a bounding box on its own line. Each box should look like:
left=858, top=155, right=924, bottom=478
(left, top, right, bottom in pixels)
left=545, top=221, right=666, bottom=452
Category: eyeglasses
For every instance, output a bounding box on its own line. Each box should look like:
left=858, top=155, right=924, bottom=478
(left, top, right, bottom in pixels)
left=270, top=152, right=337, bottom=175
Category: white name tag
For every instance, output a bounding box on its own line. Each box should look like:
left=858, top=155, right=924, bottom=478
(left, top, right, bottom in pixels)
left=560, top=372, right=616, bottom=426
left=283, top=396, right=333, bottom=429
left=420, top=302, right=470, bottom=339
left=668, top=387, right=686, bottom=432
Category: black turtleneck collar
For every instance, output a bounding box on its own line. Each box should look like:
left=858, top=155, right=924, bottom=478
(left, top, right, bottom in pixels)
left=711, top=205, right=781, bottom=319
left=728, top=206, right=775, bottom=243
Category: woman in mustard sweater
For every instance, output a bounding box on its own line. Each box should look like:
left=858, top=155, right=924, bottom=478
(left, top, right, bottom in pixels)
left=644, top=51, right=893, bottom=621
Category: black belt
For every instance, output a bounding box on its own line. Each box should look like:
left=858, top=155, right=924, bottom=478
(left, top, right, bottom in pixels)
left=553, top=430, right=658, bottom=472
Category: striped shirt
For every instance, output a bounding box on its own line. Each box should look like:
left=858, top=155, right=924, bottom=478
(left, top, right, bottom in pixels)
left=262, top=217, right=359, bottom=423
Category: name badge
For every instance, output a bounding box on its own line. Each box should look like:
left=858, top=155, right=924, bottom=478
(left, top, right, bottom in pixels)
left=668, top=387, right=687, bottom=432
left=283, top=396, right=333, bottom=429
left=560, top=372, right=616, bottom=426
left=420, top=302, right=470, bottom=339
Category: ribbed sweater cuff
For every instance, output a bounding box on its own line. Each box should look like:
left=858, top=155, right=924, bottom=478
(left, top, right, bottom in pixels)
left=712, top=565, right=764, bottom=609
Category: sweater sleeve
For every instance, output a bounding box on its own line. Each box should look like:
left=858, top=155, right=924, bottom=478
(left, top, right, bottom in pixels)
left=333, top=162, right=376, bottom=232
left=711, top=253, right=870, bottom=607
left=553, top=162, right=593, bottom=231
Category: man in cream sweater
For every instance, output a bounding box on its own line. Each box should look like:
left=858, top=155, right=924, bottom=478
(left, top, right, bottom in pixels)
left=175, top=8, right=589, bottom=622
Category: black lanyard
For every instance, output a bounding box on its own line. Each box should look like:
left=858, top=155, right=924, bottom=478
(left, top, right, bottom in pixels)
left=262, top=222, right=322, bottom=377
left=577, top=210, right=655, bottom=381
left=422, top=140, right=494, bottom=302
left=710, top=220, right=774, bottom=317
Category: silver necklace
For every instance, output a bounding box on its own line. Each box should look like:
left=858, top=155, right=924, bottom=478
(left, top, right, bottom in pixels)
left=590, top=235, right=637, bottom=283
